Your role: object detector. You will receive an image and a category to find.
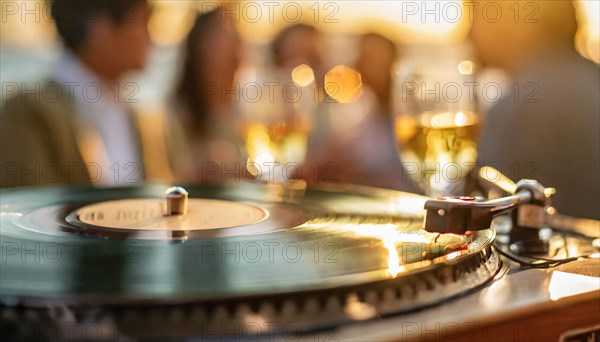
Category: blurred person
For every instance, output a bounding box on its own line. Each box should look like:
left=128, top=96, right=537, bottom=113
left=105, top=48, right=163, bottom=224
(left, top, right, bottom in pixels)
left=264, top=24, right=328, bottom=181
left=271, top=23, right=324, bottom=83
left=1, top=0, right=151, bottom=188
left=270, top=23, right=325, bottom=131
left=302, top=32, right=421, bottom=194
left=165, top=9, right=244, bottom=182
left=354, top=33, right=398, bottom=116
left=471, top=0, right=600, bottom=219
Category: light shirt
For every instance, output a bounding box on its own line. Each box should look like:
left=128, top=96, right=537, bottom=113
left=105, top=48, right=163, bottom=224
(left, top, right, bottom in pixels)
left=52, top=54, right=142, bottom=186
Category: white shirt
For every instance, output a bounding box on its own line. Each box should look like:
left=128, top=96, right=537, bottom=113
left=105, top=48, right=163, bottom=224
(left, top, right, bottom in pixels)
left=52, top=54, right=142, bottom=186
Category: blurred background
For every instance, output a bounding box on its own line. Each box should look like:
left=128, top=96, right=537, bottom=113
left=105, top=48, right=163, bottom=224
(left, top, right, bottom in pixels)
left=1, top=0, right=597, bottom=102
left=1, top=0, right=599, bottom=218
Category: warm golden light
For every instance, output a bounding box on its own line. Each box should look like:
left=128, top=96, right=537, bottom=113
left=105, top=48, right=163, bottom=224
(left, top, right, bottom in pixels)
left=234, top=1, right=468, bottom=44
left=244, top=124, right=276, bottom=177
left=548, top=271, right=600, bottom=301
left=324, top=65, right=363, bottom=103
left=0, top=0, right=598, bottom=60
left=301, top=212, right=470, bottom=279
left=575, top=0, right=600, bottom=63
left=0, top=0, right=56, bottom=48
left=396, top=110, right=480, bottom=195
left=457, top=60, right=474, bottom=75
left=454, top=111, right=468, bottom=127
left=340, top=224, right=427, bottom=277
left=242, top=123, right=309, bottom=178
left=395, top=115, right=418, bottom=145
left=343, top=223, right=440, bottom=277
left=147, top=2, right=196, bottom=46
left=445, top=251, right=462, bottom=260
left=420, top=111, right=478, bottom=129
left=291, top=64, right=315, bottom=87
left=345, top=295, right=378, bottom=320
left=478, top=166, right=517, bottom=195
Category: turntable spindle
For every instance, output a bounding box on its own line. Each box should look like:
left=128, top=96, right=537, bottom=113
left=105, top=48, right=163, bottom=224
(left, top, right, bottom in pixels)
left=165, top=186, right=189, bottom=216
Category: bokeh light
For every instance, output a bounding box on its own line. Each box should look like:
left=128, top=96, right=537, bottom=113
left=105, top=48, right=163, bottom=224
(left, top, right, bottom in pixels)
left=291, top=64, right=315, bottom=87
left=324, top=65, right=363, bottom=103
left=457, top=60, right=474, bottom=75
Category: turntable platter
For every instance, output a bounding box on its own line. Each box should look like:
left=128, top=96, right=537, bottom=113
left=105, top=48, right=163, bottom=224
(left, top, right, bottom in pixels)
left=0, top=183, right=500, bottom=335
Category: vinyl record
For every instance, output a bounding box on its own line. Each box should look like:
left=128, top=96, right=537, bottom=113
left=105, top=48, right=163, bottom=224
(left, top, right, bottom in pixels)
left=0, top=182, right=500, bottom=337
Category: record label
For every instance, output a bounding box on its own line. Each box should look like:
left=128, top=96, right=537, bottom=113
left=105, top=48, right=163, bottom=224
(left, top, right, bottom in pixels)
left=73, top=199, right=268, bottom=231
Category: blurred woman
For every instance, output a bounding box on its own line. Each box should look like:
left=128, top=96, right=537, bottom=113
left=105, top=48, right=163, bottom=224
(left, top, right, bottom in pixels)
left=165, top=9, right=244, bottom=183
left=354, top=33, right=398, bottom=117
left=302, top=32, right=421, bottom=193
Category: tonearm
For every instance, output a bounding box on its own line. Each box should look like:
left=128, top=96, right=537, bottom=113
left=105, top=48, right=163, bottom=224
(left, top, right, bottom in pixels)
left=422, top=167, right=599, bottom=240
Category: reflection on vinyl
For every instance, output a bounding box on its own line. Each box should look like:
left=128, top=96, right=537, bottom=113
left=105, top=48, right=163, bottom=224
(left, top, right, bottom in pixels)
left=0, top=182, right=500, bottom=338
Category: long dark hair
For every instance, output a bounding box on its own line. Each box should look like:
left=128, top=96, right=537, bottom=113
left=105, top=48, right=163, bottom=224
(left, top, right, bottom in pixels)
left=175, top=9, right=224, bottom=136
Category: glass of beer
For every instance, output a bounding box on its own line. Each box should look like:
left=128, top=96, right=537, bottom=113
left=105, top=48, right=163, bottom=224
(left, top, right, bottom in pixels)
left=393, top=52, right=481, bottom=197
left=237, top=66, right=315, bottom=183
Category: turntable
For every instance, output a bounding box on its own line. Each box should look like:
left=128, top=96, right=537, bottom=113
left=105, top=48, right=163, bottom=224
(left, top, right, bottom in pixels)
left=1, top=170, right=598, bottom=341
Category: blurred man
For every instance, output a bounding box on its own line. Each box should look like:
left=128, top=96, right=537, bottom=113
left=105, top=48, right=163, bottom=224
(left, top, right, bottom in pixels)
left=1, top=0, right=150, bottom=188
left=472, top=0, right=600, bottom=219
